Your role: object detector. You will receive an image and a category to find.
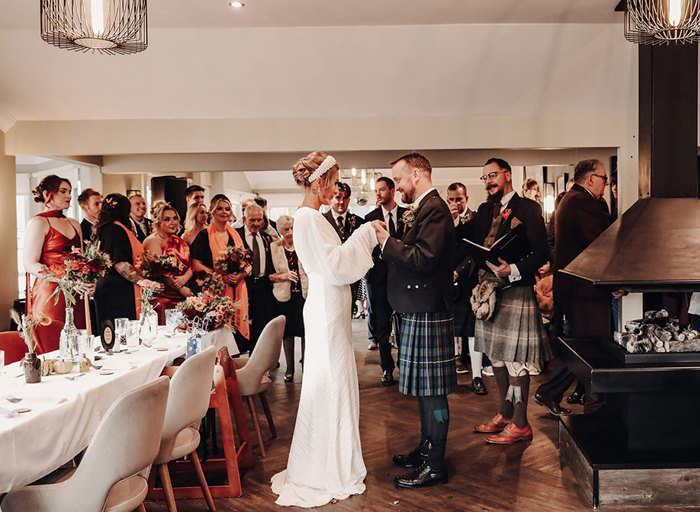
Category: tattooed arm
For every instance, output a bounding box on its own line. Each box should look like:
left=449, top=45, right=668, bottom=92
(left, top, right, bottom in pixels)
left=114, top=262, right=164, bottom=292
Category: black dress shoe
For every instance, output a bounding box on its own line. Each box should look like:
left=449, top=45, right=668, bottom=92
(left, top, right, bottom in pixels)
left=566, top=390, right=586, bottom=405
left=533, top=392, right=572, bottom=417
left=381, top=370, right=396, bottom=386
left=394, top=462, right=448, bottom=488
left=471, top=377, right=488, bottom=395
left=392, top=449, right=427, bottom=468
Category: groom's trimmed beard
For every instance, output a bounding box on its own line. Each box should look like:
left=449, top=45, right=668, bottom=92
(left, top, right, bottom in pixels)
left=486, top=186, right=504, bottom=204
left=401, top=186, right=415, bottom=204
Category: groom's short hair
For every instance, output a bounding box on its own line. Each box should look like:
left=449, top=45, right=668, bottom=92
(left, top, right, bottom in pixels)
left=390, top=152, right=432, bottom=176
left=334, top=181, right=351, bottom=199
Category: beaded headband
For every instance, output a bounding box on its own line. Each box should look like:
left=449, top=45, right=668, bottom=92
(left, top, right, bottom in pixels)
left=308, top=155, right=337, bottom=183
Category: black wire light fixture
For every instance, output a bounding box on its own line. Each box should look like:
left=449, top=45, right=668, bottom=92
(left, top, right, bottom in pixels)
left=40, top=0, right=148, bottom=55
left=625, top=0, right=700, bottom=45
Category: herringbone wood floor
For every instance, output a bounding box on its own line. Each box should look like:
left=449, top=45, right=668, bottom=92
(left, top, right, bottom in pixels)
left=146, top=320, right=699, bottom=512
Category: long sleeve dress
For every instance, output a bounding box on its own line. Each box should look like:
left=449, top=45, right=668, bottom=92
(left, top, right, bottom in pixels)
left=271, top=207, right=377, bottom=508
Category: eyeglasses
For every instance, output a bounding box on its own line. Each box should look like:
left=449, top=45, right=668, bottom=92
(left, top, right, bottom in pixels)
left=591, top=173, right=609, bottom=184
left=479, top=171, right=506, bottom=182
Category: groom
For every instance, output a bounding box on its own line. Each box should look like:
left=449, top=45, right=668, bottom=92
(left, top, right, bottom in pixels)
left=375, top=152, right=456, bottom=488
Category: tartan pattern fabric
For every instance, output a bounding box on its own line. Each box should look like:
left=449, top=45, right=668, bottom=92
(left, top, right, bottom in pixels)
left=397, top=312, right=457, bottom=396
left=474, top=284, right=551, bottom=365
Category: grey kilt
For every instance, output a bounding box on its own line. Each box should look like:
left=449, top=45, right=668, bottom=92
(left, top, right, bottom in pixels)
left=397, top=312, right=457, bottom=397
left=474, top=284, right=551, bottom=365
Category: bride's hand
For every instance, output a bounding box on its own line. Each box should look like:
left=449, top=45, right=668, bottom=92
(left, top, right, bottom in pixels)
left=371, top=220, right=389, bottom=245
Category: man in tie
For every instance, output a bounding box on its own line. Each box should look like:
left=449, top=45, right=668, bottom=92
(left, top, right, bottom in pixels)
left=363, top=177, right=405, bottom=386
left=236, top=203, right=275, bottom=352
left=459, top=158, right=550, bottom=444
left=323, top=181, right=366, bottom=316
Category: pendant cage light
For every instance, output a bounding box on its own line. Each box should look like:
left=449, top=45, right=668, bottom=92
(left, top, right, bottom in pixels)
left=625, top=0, right=700, bottom=45
left=40, top=0, right=148, bottom=55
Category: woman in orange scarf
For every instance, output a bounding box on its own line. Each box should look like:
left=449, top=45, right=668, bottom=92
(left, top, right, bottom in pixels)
left=191, top=194, right=251, bottom=345
left=94, top=194, right=163, bottom=328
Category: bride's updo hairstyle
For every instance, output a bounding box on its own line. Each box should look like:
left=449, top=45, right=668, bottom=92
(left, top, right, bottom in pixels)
left=292, top=151, right=336, bottom=187
left=32, top=175, right=71, bottom=204
left=151, top=200, right=180, bottom=231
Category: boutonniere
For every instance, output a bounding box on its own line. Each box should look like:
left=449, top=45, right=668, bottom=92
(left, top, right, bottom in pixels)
left=402, top=207, right=417, bottom=228
left=501, top=208, right=512, bottom=220
left=459, top=212, right=473, bottom=224
left=348, top=216, right=356, bottom=230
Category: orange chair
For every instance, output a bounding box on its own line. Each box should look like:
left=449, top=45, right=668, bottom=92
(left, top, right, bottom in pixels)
left=0, top=331, right=28, bottom=365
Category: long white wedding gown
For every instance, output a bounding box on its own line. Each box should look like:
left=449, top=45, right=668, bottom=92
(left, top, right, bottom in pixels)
left=271, top=206, right=377, bottom=508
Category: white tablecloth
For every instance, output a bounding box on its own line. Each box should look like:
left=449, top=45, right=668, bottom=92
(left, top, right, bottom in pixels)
left=0, top=329, right=187, bottom=494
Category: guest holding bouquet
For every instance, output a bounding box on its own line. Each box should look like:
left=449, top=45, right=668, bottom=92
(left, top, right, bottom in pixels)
left=269, top=215, right=307, bottom=382
left=182, top=202, right=209, bottom=245
left=93, top=194, right=163, bottom=328
left=191, top=194, right=251, bottom=346
left=142, top=201, right=194, bottom=324
left=24, top=175, right=92, bottom=353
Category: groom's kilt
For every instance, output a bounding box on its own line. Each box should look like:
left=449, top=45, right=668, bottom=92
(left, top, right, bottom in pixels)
left=397, top=312, right=456, bottom=396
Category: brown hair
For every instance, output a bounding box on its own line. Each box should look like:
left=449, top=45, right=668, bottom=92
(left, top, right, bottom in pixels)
left=151, top=200, right=180, bottom=231
left=390, top=152, right=432, bottom=175
left=77, top=188, right=100, bottom=206
left=33, top=175, right=71, bottom=204
left=292, top=151, right=334, bottom=187
left=574, top=159, right=603, bottom=183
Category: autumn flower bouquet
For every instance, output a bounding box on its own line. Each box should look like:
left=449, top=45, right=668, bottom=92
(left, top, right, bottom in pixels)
left=139, top=252, right=185, bottom=279
left=214, top=246, right=253, bottom=274
left=195, top=272, right=226, bottom=295
left=176, top=291, right=240, bottom=331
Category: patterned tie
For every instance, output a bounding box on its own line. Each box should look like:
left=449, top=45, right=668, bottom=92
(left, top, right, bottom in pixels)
left=336, top=216, right=345, bottom=238
left=388, top=212, right=396, bottom=237
left=482, top=201, right=503, bottom=249
left=252, top=232, right=261, bottom=277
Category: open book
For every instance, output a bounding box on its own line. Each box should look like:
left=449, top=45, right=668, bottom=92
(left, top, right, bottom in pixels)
left=462, top=224, right=534, bottom=271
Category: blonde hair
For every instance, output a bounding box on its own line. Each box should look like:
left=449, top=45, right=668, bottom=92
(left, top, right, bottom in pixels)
left=184, top=202, right=207, bottom=232
left=151, top=200, right=180, bottom=231
left=277, top=215, right=294, bottom=231
left=292, top=151, right=334, bottom=187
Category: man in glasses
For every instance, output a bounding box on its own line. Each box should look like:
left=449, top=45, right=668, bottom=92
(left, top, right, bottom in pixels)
left=535, top=159, right=614, bottom=416
left=459, top=158, right=550, bottom=444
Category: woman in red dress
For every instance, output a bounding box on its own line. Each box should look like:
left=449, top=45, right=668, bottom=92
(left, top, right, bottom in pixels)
left=23, top=175, right=94, bottom=354
left=142, top=201, right=194, bottom=324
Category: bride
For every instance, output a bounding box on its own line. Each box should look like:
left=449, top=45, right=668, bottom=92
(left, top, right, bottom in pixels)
left=271, top=152, right=379, bottom=507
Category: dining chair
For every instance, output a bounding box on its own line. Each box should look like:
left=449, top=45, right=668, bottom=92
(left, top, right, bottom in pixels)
left=151, top=345, right=218, bottom=512
left=0, top=331, right=28, bottom=365
left=2, top=376, right=170, bottom=512
left=234, top=315, right=285, bottom=457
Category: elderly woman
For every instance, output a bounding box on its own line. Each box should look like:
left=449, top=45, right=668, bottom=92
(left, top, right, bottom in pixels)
left=269, top=214, right=308, bottom=382
left=182, top=202, right=208, bottom=245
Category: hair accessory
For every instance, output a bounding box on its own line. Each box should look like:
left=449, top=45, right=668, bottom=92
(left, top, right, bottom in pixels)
left=308, top=155, right=336, bottom=183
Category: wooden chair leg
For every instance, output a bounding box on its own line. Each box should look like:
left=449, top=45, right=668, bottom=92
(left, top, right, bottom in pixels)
left=190, top=450, right=216, bottom=511
left=246, top=395, right=266, bottom=457
left=159, top=463, right=177, bottom=512
left=258, top=392, right=277, bottom=439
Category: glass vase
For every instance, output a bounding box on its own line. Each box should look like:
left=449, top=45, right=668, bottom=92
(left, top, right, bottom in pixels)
left=24, top=352, right=41, bottom=383
left=59, top=307, right=79, bottom=362
left=139, top=310, right=158, bottom=346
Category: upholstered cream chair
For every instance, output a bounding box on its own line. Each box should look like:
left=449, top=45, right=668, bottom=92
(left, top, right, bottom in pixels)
left=234, top=315, right=285, bottom=457
left=2, top=376, right=170, bottom=512
left=153, top=345, right=218, bottom=512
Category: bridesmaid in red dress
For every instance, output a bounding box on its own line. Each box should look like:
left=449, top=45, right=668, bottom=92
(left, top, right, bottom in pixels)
left=23, top=176, right=94, bottom=354
left=142, top=201, right=194, bottom=324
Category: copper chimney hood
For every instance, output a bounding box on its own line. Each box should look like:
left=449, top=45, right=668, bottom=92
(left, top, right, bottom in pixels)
left=562, top=43, right=700, bottom=292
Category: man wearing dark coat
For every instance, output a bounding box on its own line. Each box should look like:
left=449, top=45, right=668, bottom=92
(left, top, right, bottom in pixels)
left=459, top=158, right=550, bottom=445
left=375, top=153, right=456, bottom=488
left=363, top=177, right=405, bottom=386
left=534, top=159, right=615, bottom=415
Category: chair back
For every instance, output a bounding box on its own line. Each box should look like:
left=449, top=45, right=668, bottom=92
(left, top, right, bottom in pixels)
left=156, top=345, right=217, bottom=463
left=2, top=376, right=171, bottom=512
left=236, top=316, right=285, bottom=396
left=0, top=332, right=28, bottom=365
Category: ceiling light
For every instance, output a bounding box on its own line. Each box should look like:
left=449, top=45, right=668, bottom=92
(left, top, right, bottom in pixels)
left=40, top=0, right=148, bottom=54
left=229, top=1, right=245, bottom=7
left=625, top=0, right=700, bottom=45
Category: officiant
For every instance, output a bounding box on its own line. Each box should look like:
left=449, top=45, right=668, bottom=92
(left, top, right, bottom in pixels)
left=457, top=158, right=550, bottom=445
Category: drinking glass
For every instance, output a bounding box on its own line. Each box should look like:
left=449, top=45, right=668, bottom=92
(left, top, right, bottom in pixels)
left=0, top=349, right=4, bottom=378
left=165, top=309, right=178, bottom=334
left=114, top=317, right=129, bottom=352
left=77, top=329, right=94, bottom=360
left=127, top=320, right=140, bottom=348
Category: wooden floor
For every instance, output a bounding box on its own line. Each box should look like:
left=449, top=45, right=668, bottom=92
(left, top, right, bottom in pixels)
left=145, top=320, right=700, bottom=512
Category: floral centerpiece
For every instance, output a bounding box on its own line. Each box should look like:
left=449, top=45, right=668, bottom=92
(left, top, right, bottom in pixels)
left=138, top=285, right=158, bottom=343
left=139, top=252, right=184, bottom=279
left=10, top=309, right=51, bottom=383
left=214, top=246, right=253, bottom=274
left=176, top=291, right=239, bottom=332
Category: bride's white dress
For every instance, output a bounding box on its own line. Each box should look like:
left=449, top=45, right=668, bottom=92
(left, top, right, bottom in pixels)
left=271, top=207, right=377, bottom=508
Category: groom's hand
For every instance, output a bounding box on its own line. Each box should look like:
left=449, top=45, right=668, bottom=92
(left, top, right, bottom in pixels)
left=486, top=257, right=511, bottom=278
left=371, top=220, right=389, bottom=245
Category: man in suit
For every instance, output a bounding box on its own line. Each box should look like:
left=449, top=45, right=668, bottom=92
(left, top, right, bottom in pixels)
left=129, top=194, right=152, bottom=243
left=461, top=158, right=550, bottom=445
left=375, top=152, right=456, bottom=488
left=447, top=182, right=487, bottom=395
left=185, top=184, right=205, bottom=209
left=535, top=159, right=616, bottom=415
left=77, top=188, right=102, bottom=245
left=364, top=176, right=405, bottom=386
left=323, top=181, right=366, bottom=316
left=236, top=203, right=276, bottom=352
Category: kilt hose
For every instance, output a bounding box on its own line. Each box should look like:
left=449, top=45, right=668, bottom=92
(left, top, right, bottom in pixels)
left=474, top=284, right=551, bottom=366
left=397, top=311, right=457, bottom=396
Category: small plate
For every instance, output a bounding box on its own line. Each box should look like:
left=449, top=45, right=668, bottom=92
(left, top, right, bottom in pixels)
left=14, top=408, right=31, bottom=414
left=155, top=347, right=169, bottom=352
left=99, top=370, right=114, bottom=376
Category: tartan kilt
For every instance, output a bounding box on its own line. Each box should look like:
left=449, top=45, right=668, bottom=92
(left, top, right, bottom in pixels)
left=474, top=284, right=552, bottom=366
left=397, top=312, right=456, bottom=396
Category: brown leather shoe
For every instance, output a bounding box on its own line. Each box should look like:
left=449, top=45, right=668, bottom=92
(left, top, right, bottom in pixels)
left=368, top=341, right=378, bottom=350
left=486, top=423, right=533, bottom=444
left=533, top=392, right=572, bottom=417
left=474, top=413, right=511, bottom=434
